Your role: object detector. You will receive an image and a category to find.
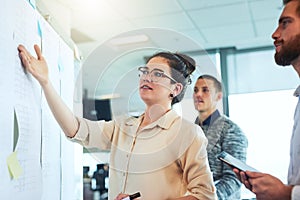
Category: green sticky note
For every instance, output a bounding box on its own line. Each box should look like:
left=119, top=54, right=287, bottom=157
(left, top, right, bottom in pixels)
left=6, top=151, right=23, bottom=179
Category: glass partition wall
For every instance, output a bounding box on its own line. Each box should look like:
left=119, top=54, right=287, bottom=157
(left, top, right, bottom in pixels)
left=224, top=47, right=299, bottom=199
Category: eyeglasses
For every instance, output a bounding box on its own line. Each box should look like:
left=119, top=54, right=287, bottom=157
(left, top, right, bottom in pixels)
left=138, top=66, right=177, bottom=83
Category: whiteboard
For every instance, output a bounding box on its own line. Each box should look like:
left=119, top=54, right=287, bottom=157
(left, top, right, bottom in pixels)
left=0, top=0, right=82, bottom=199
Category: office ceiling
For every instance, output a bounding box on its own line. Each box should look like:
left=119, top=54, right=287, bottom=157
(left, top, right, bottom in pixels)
left=58, top=0, right=282, bottom=54
left=38, top=0, right=283, bottom=103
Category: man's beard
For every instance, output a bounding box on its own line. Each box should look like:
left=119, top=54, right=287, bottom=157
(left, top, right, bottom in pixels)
left=275, top=33, right=300, bottom=66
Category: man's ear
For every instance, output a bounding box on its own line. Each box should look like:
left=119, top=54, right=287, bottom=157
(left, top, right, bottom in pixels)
left=217, top=92, right=223, bottom=101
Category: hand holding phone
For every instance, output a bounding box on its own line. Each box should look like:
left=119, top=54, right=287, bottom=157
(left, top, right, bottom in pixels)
left=217, top=151, right=258, bottom=172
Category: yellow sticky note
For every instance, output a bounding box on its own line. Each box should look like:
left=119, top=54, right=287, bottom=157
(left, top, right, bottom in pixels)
left=6, top=151, right=23, bottom=179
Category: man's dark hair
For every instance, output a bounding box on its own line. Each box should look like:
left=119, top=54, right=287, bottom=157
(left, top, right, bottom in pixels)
left=283, top=0, right=300, bottom=17
left=197, top=74, right=222, bottom=93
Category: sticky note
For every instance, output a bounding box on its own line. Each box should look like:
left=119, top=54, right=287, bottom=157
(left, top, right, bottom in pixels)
left=58, top=57, right=64, bottom=72
left=37, top=21, right=42, bottom=38
left=6, top=151, right=23, bottom=179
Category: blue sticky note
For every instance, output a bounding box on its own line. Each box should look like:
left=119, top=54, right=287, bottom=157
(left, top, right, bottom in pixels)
left=58, top=57, right=64, bottom=72
left=37, top=21, right=42, bottom=38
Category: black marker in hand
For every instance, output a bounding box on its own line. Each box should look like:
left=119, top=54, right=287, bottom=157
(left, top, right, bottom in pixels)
left=122, top=192, right=141, bottom=200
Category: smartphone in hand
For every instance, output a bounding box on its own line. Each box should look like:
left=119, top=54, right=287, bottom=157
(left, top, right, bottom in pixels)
left=217, top=151, right=258, bottom=172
